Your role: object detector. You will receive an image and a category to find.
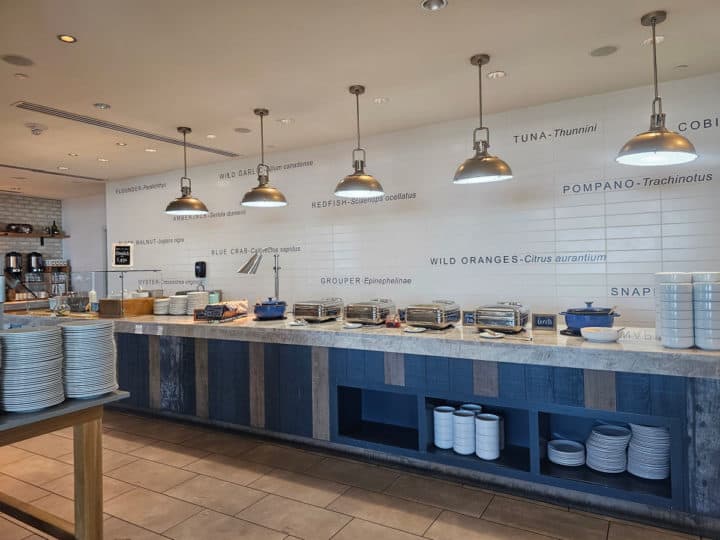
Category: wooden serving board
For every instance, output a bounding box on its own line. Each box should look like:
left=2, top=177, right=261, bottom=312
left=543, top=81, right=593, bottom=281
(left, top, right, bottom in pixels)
left=99, top=298, right=155, bottom=318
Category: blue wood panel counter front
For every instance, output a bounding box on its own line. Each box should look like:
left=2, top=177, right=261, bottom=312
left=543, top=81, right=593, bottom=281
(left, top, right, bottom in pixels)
left=114, top=332, right=720, bottom=537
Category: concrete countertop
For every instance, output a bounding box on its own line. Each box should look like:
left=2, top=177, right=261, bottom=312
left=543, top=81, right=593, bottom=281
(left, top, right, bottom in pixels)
left=5, top=310, right=719, bottom=379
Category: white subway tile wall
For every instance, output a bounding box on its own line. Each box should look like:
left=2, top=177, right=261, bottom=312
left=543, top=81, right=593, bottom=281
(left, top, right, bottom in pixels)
left=105, top=72, right=720, bottom=326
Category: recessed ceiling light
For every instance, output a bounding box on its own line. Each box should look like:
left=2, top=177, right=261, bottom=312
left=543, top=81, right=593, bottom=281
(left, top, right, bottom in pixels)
left=373, top=97, right=390, bottom=104
left=674, top=64, right=689, bottom=70
left=590, top=45, right=618, bottom=57
left=642, top=35, right=664, bottom=46
left=420, top=0, right=448, bottom=11
left=57, top=34, right=77, bottom=43
left=206, top=134, right=217, bottom=139
left=234, top=127, right=252, bottom=133
left=67, top=152, right=79, bottom=157
left=487, top=70, right=507, bottom=79
left=97, top=157, right=109, bottom=162
left=116, top=142, right=127, bottom=146
left=2, top=54, right=34, bottom=66
left=13, top=73, right=29, bottom=80
left=277, top=118, right=295, bottom=126
left=57, top=166, right=69, bottom=171
left=144, top=148, right=158, bottom=153
left=93, top=102, right=111, bottom=110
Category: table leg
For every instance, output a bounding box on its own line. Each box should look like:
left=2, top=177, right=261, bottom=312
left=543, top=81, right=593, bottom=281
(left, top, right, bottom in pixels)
left=74, top=415, right=104, bottom=540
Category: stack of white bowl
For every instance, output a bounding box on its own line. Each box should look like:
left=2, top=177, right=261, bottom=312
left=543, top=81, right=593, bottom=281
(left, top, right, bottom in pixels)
left=657, top=278, right=694, bottom=349
left=433, top=406, right=455, bottom=449
left=693, top=272, right=720, bottom=351
left=460, top=403, right=482, bottom=414
left=186, top=291, right=210, bottom=315
left=153, top=298, right=170, bottom=315
left=547, top=439, right=585, bottom=467
left=475, top=413, right=501, bottom=460
left=654, top=272, right=693, bottom=340
left=452, top=410, right=475, bottom=455
left=169, top=295, right=188, bottom=315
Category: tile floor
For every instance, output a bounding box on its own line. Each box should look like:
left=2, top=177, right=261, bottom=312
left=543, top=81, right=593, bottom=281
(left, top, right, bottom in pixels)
left=0, top=409, right=708, bottom=540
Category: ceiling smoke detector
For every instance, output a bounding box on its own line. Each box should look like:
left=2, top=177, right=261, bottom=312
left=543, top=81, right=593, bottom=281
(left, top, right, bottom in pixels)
left=24, top=122, right=47, bottom=136
left=590, top=45, right=618, bottom=57
left=234, top=127, right=252, bottom=133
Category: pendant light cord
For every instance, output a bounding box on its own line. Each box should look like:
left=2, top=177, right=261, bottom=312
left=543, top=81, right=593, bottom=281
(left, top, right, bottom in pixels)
left=651, top=18, right=662, bottom=115
left=260, top=113, right=265, bottom=165
left=355, top=92, right=361, bottom=150
left=183, top=131, right=188, bottom=177
left=477, top=62, right=483, bottom=129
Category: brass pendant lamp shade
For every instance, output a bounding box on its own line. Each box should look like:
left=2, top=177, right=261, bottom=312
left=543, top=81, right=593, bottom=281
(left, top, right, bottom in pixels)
left=165, top=127, right=209, bottom=215
left=334, top=85, right=385, bottom=198
left=241, top=109, right=288, bottom=208
left=616, top=11, right=697, bottom=166
left=454, top=54, right=513, bottom=184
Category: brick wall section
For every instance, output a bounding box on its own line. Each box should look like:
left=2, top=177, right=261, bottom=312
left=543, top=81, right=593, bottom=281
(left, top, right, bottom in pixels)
left=0, top=194, right=63, bottom=260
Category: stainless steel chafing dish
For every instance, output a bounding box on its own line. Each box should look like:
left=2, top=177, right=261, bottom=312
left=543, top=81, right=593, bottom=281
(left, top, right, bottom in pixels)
left=345, top=298, right=396, bottom=324
left=474, top=302, right=529, bottom=333
left=405, top=300, right=460, bottom=329
left=293, top=298, right=344, bottom=322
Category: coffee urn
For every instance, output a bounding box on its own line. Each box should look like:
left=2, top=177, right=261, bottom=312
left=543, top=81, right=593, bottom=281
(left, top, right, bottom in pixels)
left=5, top=251, right=22, bottom=275
left=28, top=252, right=44, bottom=273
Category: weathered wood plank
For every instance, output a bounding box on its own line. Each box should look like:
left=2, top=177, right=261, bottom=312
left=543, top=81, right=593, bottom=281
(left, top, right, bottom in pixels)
left=384, top=352, right=405, bottom=387
left=312, top=347, right=330, bottom=440
left=148, top=334, right=161, bottom=409
left=583, top=369, right=616, bottom=411
left=194, top=338, right=209, bottom=419
left=472, top=360, right=499, bottom=398
left=249, top=341, right=265, bottom=428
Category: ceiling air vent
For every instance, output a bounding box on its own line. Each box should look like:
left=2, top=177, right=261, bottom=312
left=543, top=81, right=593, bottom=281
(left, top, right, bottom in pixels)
left=12, top=102, right=240, bottom=158
left=0, top=164, right=106, bottom=182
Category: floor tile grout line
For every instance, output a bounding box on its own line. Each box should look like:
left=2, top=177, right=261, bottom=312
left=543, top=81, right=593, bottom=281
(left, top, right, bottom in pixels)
left=323, top=500, right=438, bottom=538
left=480, top=513, right=597, bottom=540
left=478, top=493, right=495, bottom=519
left=327, top=516, right=354, bottom=540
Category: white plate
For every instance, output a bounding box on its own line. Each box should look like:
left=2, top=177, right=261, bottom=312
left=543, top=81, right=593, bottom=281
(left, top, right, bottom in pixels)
left=662, top=336, right=694, bottom=349
left=660, top=327, right=694, bottom=338
left=658, top=283, right=693, bottom=293
left=655, top=272, right=693, bottom=283
left=404, top=326, right=427, bottom=333
left=343, top=323, right=363, bottom=329
left=692, top=272, right=720, bottom=283
left=694, top=282, right=720, bottom=293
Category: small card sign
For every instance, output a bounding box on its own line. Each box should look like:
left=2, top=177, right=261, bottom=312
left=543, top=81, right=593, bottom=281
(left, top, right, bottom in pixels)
left=112, top=243, right=133, bottom=268
left=532, top=313, right=557, bottom=331
left=462, top=310, right=475, bottom=326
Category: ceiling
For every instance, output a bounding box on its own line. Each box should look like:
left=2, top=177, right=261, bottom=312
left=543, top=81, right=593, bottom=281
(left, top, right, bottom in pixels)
left=1, top=0, right=719, bottom=199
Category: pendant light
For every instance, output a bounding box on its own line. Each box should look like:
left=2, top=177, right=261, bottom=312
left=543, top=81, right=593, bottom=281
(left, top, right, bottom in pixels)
left=241, top=108, right=288, bottom=207
left=334, top=85, right=384, bottom=198
left=165, top=127, right=209, bottom=215
left=454, top=54, right=512, bottom=184
left=616, top=11, right=697, bottom=166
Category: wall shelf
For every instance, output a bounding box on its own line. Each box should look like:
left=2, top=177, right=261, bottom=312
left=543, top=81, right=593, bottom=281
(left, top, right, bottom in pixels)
left=0, top=231, right=70, bottom=246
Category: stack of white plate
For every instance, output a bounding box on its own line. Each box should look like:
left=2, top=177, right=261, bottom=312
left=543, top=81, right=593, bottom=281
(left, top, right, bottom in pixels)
left=60, top=320, right=118, bottom=399
left=547, top=439, right=585, bottom=467
left=654, top=272, right=693, bottom=341
left=693, top=273, right=720, bottom=350
left=460, top=403, right=482, bottom=413
left=433, top=405, right=454, bottom=449
left=585, top=424, right=632, bottom=473
left=475, top=413, right=500, bottom=460
left=452, top=410, right=475, bottom=455
left=658, top=282, right=694, bottom=349
left=0, top=326, right=65, bottom=412
left=169, top=295, right=188, bottom=315
left=153, top=298, right=170, bottom=315
left=627, top=424, right=670, bottom=480
left=186, top=291, right=210, bottom=315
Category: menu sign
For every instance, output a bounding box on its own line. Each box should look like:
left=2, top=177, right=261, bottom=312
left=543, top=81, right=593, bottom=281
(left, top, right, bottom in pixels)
left=111, top=243, right=133, bottom=268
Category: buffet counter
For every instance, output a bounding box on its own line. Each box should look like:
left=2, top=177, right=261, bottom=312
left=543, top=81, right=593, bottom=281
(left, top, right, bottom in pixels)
left=4, top=310, right=720, bottom=536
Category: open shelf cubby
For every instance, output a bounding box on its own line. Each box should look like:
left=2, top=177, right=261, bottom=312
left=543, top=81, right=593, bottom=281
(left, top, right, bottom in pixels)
left=538, top=412, right=673, bottom=500
left=337, top=386, right=419, bottom=451
left=424, top=397, right=531, bottom=473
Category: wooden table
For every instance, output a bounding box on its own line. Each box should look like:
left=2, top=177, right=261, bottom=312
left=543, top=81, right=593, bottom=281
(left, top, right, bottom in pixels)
left=0, top=391, right=128, bottom=540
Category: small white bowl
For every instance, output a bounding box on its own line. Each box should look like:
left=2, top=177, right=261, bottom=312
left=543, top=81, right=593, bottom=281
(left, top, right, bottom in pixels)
left=658, top=283, right=693, bottom=293
left=694, top=301, right=720, bottom=312
left=692, top=272, right=720, bottom=283
left=694, top=282, right=720, bottom=293
left=693, top=291, right=720, bottom=302
left=661, top=336, right=695, bottom=349
left=659, top=293, right=693, bottom=311
left=695, top=319, right=720, bottom=331
left=659, top=309, right=694, bottom=321
left=581, top=327, right=621, bottom=343
left=655, top=272, right=693, bottom=283
left=693, top=310, right=720, bottom=322
left=661, top=327, right=694, bottom=338
left=661, top=320, right=694, bottom=331
left=696, top=337, right=720, bottom=351
left=695, top=328, right=720, bottom=339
